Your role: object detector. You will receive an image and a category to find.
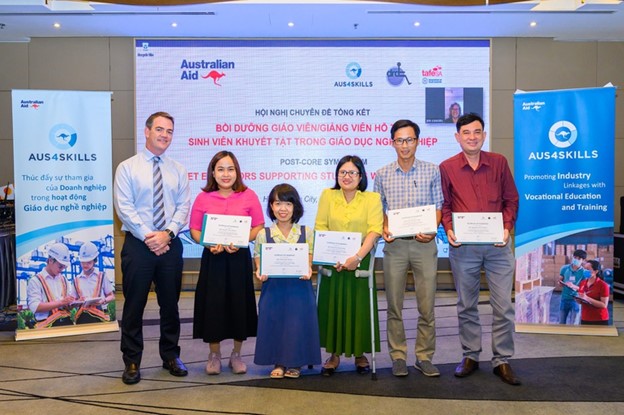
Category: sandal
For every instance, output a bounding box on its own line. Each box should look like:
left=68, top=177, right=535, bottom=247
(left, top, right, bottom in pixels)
left=284, top=368, right=301, bottom=379
left=321, top=354, right=340, bottom=377
left=270, top=365, right=285, bottom=379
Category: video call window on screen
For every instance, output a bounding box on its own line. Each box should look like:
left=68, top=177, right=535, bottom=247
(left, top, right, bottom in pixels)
left=425, top=87, right=484, bottom=124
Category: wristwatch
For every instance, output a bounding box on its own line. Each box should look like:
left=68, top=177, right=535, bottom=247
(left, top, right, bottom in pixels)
left=165, top=229, right=175, bottom=240
left=355, top=254, right=363, bottom=263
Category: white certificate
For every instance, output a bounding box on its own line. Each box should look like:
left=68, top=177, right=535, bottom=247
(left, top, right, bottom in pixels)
left=312, top=230, right=362, bottom=265
left=452, top=212, right=504, bottom=244
left=200, top=213, right=251, bottom=248
left=387, top=204, right=438, bottom=237
left=260, top=243, right=309, bottom=278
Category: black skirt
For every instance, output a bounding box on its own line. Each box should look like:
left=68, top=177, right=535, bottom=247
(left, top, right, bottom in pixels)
left=193, top=247, right=258, bottom=343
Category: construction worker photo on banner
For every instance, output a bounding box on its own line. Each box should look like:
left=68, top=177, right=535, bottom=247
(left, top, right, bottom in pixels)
left=17, top=236, right=116, bottom=331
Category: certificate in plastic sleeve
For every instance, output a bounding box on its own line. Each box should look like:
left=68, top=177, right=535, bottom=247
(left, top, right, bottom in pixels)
left=388, top=204, right=437, bottom=237
left=260, top=243, right=309, bottom=278
left=200, top=213, right=251, bottom=248
left=312, top=230, right=362, bottom=265
left=452, top=212, right=504, bottom=244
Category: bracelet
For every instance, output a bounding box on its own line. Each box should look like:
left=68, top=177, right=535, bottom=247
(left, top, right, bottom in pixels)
left=355, top=254, right=363, bottom=263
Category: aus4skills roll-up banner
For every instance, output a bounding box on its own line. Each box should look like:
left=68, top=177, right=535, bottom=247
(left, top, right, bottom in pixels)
left=514, top=86, right=617, bottom=336
left=12, top=90, right=117, bottom=340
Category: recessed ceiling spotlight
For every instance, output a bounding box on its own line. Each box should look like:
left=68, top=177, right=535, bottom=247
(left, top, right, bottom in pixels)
left=53, top=22, right=61, bottom=29
left=530, top=21, right=537, bottom=27
left=171, top=22, right=178, bottom=28
left=414, top=21, right=421, bottom=27
left=288, top=22, right=295, bottom=27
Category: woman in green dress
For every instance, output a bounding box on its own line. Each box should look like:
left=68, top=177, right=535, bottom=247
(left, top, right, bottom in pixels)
left=314, top=155, right=383, bottom=376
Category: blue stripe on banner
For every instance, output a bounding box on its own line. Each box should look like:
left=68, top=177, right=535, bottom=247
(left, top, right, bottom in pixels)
left=15, top=220, right=113, bottom=258
left=515, top=221, right=614, bottom=257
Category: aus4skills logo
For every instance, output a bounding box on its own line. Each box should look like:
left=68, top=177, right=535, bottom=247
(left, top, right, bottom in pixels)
left=548, top=121, right=577, bottom=148
left=49, top=124, right=78, bottom=150
left=527, top=120, right=598, bottom=161
left=335, top=62, right=373, bottom=88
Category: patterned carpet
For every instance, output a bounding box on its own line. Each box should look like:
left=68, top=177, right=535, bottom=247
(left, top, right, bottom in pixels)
left=229, top=356, right=624, bottom=402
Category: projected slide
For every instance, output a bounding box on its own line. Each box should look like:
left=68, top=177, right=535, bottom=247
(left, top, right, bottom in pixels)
left=135, top=39, right=491, bottom=257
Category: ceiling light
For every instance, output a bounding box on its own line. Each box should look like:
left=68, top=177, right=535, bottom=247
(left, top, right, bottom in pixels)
left=288, top=22, right=294, bottom=27
left=53, top=22, right=61, bottom=29
left=171, top=22, right=178, bottom=28
left=414, top=21, right=421, bottom=27
left=530, top=21, right=537, bottom=27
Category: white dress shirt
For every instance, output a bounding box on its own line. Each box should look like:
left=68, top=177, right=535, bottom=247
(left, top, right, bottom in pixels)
left=114, top=148, right=190, bottom=241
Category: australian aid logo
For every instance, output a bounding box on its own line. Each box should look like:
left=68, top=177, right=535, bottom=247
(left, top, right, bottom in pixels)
left=19, top=99, right=44, bottom=110
left=179, top=58, right=235, bottom=86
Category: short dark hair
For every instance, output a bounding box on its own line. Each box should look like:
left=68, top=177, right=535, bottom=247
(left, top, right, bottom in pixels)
left=390, top=119, right=420, bottom=140
left=202, top=151, right=248, bottom=193
left=456, top=113, right=484, bottom=132
left=145, top=111, right=174, bottom=128
left=267, top=183, right=304, bottom=224
left=573, top=249, right=587, bottom=260
left=333, top=155, right=368, bottom=192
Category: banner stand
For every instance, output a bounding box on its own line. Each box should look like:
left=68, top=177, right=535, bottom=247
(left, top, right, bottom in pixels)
left=12, top=90, right=116, bottom=341
left=513, top=86, right=617, bottom=336
left=15, top=321, right=119, bottom=342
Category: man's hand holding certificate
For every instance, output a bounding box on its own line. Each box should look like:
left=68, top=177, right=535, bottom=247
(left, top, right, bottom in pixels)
left=312, top=230, right=362, bottom=266
left=387, top=204, right=437, bottom=238
left=200, top=213, right=251, bottom=248
left=452, top=212, right=504, bottom=244
left=260, top=243, right=309, bottom=278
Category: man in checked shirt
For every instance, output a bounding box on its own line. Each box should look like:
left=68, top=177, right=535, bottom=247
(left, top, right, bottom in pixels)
left=374, top=119, right=443, bottom=378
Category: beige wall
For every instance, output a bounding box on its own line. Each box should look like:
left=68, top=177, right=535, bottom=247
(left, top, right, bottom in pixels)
left=1, top=37, right=623, bottom=287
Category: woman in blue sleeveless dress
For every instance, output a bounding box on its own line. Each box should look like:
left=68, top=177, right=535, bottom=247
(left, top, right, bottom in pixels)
left=253, top=183, right=321, bottom=378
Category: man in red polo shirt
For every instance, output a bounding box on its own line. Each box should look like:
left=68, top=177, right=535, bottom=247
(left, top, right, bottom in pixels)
left=440, top=113, right=521, bottom=386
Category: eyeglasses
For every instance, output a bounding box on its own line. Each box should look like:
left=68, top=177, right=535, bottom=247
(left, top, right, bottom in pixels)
left=392, top=137, right=417, bottom=146
left=338, top=170, right=360, bottom=177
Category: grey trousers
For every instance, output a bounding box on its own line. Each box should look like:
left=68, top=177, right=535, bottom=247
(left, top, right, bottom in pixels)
left=384, top=238, right=438, bottom=362
left=449, top=243, right=515, bottom=367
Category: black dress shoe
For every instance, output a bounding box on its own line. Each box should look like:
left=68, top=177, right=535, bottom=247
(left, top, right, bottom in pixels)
left=122, top=363, right=141, bottom=385
left=163, top=357, right=188, bottom=377
left=454, top=357, right=479, bottom=378
left=493, top=363, right=521, bottom=385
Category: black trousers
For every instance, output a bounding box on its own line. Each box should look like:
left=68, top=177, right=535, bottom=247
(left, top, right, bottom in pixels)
left=120, top=232, right=183, bottom=365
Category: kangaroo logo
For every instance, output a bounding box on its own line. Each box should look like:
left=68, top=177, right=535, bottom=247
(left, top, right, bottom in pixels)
left=548, top=121, right=577, bottom=148
left=49, top=124, right=78, bottom=150
left=202, top=70, right=226, bottom=86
